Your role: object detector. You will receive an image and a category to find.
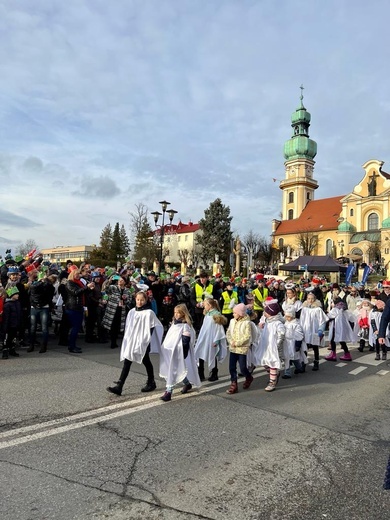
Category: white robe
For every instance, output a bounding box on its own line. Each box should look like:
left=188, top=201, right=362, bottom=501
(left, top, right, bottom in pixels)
left=159, top=322, right=201, bottom=388
left=247, top=321, right=262, bottom=367
left=258, top=314, right=286, bottom=369
left=120, top=307, right=164, bottom=363
left=327, top=307, right=358, bottom=343
left=284, top=319, right=307, bottom=366
left=282, top=299, right=303, bottom=315
left=300, top=305, right=328, bottom=346
left=370, top=309, right=390, bottom=348
left=194, top=313, right=227, bottom=369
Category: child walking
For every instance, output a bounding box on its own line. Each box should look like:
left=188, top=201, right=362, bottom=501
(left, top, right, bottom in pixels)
left=356, top=299, right=373, bottom=352
left=370, top=299, right=388, bottom=360
left=194, top=297, right=227, bottom=382
left=258, top=299, right=285, bottom=391
left=158, top=304, right=201, bottom=402
left=282, top=305, right=306, bottom=378
left=325, top=298, right=357, bottom=362
left=107, top=291, right=164, bottom=396
left=226, top=303, right=253, bottom=394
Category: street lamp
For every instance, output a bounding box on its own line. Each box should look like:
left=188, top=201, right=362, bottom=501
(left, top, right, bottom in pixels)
left=151, top=200, right=178, bottom=274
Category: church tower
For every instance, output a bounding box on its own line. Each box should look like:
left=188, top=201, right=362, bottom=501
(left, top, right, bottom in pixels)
left=280, top=86, right=318, bottom=220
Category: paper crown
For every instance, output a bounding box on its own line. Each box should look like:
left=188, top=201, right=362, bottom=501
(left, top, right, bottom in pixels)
left=6, top=286, right=19, bottom=298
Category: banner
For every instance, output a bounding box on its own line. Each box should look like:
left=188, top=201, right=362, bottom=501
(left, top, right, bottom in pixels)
left=345, top=264, right=355, bottom=286
left=361, top=265, right=371, bottom=285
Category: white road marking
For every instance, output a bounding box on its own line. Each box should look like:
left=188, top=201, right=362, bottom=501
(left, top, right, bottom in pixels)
left=0, top=371, right=268, bottom=450
left=348, top=366, right=367, bottom=376
left=376, top=370, right=389, bottom=376
left=352, top=354, right=384, bottom=366
left=336, top=363, right=348, bottom=367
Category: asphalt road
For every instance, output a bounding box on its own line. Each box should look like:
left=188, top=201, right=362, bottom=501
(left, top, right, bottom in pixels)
left=1, top=335, right=390, bottom=520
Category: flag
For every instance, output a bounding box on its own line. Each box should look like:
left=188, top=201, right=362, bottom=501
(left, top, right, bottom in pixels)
left=361, top=265, right=371, bottom=285
left=345, top=264, right=355, bottom=285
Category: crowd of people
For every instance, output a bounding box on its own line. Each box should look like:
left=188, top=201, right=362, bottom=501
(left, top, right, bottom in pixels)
left=1, top=248, right=390, bottom=400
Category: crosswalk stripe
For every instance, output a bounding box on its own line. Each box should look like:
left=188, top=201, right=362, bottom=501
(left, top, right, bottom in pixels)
left=348, top=366, right=367, bottom=376
left=377, top=370, right=389, bottom=376
left=336, top=363, right=348, bottom=367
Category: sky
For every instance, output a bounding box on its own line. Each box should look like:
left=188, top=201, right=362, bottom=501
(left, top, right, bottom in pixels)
left=1, top=0, right=390, bottom=255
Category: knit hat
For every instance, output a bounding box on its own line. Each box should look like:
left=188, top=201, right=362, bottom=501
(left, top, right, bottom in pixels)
left=382, top=280, right=390, bottom=287
left=7, top=266, right=20, bottom=276
left=284, top=305, right=296, bottom=318
left=311, top=278, right=321, bottom=285
left=233, top=303, right=247, bottom=317
left=6, top=286, right=19, bottom=298
left=264, top=298, right=281, bottom=316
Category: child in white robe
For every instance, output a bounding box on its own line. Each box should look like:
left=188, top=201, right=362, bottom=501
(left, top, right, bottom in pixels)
left=258, top=299, right=286, bottom=392
left=194, top=298, right=227, bottom=382
left=282, top=305, right=306, bottom=379
left=107, top=291, right=163, bottom=396
left=159, top=304, right=201, bottom=401
left=325, top=297, right=357, bottom=362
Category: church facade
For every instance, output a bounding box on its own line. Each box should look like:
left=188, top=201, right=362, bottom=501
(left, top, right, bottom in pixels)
left=272, top=91, right=390, bottom=272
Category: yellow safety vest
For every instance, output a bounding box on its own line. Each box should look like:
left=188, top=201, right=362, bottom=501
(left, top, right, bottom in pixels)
left=195, top=283, right=213, bottom=303
left=253, top=287, right=268, bottom=311
left=221, top=291, right=235, bottom=315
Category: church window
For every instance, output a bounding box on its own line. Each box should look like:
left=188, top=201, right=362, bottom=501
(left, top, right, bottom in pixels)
left=368, top=213, right=378, bottom=230
left=288, top=209, right=293, bottom=220
left=288, top=192, right=294, bottom=203
left=278, top=238, right=284, bottom=249
left=350, top=209, right=354, bottom=217
left=307, top=192, right=311, bottom=201
left=326, top=239, right=332, bottom=255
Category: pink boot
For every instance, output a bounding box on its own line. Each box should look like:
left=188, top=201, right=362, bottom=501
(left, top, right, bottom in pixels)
left=339, top=352, right=352, bottom=361
left=325, top=351, right=337, bottom=361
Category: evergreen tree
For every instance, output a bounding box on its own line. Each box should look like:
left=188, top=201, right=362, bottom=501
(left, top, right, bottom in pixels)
left=111, top=223, right=122, bottom=260
left=196, top=199, right=233, bottom=268
left=119, top=224, right=131, bottom=257
left=91, top=223, right=113, bottom=263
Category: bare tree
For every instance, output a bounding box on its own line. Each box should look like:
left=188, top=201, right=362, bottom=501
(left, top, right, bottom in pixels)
left=129, top=203, right=159, bottom=267
left=15, top=239, right=40, bottom=257
left=296, top=230, right=319, bottom=255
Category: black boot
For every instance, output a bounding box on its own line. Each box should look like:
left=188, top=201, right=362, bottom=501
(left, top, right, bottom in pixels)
left=39, top=342, right=47, bottom=354
left=141, top=379, right=156, bottom=392
left=198, top=359, right=205, bottom=381
left=2, top=349, right=9, bottom=359
left=312, top=360, right=319, bottom=371
left=107, top=381, right=124, bottom=396
left=358, top=339, right=365, bottom=352
left=9, top=348, right=20, bottom=357
left=208, top=368, right=218, bottom=381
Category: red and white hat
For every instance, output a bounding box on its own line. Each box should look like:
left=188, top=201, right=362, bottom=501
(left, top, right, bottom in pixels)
left=382, top=280, right=390, bottom=287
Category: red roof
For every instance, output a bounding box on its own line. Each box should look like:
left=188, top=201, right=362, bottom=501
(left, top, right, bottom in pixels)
left=274, top=195, right=345, bottom=236
left=155, top=221, right=200, bottom=235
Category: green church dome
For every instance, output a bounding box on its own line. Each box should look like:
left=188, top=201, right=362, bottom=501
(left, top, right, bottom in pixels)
left=381, top=217, right=390, bottom=229
left=284, top=136, right=317, bottom=161
left=338, top=220, right=356, bottom=232
left=291, top=107, right=311, bottom=125
left=283, top=86, right=317, bottom=161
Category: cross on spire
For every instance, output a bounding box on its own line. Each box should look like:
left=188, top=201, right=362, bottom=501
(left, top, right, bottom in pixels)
left=300, top=84, right=304, bottom=107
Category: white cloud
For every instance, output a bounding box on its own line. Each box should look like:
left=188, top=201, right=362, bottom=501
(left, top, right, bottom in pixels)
left=0, top=0, right=390, bottom=253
